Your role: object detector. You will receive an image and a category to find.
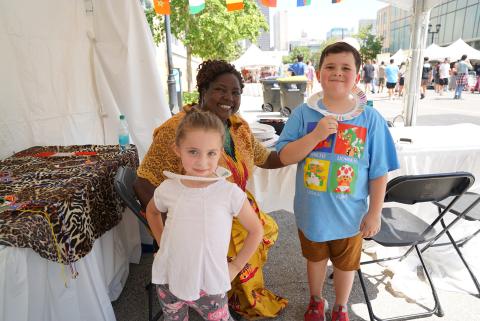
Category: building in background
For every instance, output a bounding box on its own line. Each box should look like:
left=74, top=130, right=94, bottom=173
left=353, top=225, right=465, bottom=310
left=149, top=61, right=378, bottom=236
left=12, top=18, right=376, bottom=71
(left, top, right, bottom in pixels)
left=255, top=0, right=272, bottom=50
left=358, top=19, right=377, bottom=34
left=377, top=0, right=480, bottom=53
left=326, top=27, right=354, bottom=41
left=273, top=10, right=289, bottom=51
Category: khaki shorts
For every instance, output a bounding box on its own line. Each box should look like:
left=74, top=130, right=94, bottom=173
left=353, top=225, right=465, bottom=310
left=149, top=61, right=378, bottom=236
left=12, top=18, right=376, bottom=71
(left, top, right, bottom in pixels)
left=298, top=229, right=363, bottom=271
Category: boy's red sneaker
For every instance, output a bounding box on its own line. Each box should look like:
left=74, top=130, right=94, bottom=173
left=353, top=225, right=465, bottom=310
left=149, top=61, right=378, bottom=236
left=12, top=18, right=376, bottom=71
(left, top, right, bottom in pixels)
left=304, top=296, right=328, bottom=321
left=331, top=305, right=349, bottom=321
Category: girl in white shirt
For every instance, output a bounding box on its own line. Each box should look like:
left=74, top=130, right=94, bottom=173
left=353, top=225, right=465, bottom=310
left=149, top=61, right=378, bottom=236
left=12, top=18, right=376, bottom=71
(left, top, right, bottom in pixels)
left=146, top=110, right=263, bottom=321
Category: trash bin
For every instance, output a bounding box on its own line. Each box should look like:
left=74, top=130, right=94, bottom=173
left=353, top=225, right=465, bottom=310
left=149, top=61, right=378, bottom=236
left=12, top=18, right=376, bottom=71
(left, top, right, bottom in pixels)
left=278, top=76, right=308, bottom=116
left=260, top=77, right=281, bottom=112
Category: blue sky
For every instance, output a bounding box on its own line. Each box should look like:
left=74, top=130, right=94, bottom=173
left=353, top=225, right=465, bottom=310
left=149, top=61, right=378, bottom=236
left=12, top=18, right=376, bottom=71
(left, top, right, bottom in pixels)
left=270, top=0, right=389, bottom=41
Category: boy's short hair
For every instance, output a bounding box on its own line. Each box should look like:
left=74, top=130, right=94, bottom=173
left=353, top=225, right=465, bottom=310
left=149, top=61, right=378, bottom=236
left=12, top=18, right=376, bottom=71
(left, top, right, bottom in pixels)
left=319, top=42, right=362, bottom=72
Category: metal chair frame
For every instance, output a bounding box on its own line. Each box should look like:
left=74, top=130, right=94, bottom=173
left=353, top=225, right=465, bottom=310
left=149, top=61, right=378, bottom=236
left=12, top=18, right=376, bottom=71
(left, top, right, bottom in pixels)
left=358, top=172, right=475, bottom=321
left=114, top=166, right=162, bottom=321
left=431, top=192, right=480, bottom=298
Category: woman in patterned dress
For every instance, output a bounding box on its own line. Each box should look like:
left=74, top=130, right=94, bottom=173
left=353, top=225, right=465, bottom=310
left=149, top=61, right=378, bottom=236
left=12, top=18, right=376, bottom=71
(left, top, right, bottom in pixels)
left=134, top=60, right=288, bottom=319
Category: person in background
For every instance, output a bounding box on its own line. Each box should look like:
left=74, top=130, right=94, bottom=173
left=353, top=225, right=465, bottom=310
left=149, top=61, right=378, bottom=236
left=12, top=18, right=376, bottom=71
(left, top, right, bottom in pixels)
left=276, top=41, right=399, bottom=321
left=420, top=57, right=432, bottom=99
left=306, top=60, right=316, bottom=96
left=433, top=63, right=441, bottom=93
left=146, top=110, right=263, bottom=321
left=449, top=61, right=457, bottom=91
left=135, top=60, right=288, bottom=319
left=439, top=58, right=450, bottom=95
left=372, top=59, right=379, bottom=92
left=398, top=62, right=407, bottom=97
left=471, top=63, right=480, bottom=93
left=385, top=59, right=399, bottom=100
left=377, top=61, right=386, bottom=94
left=289, top=55, right=307, bottom=76
left=362, top=60, right=375, bottom=94
left=454, top=54, right=473, bottom=99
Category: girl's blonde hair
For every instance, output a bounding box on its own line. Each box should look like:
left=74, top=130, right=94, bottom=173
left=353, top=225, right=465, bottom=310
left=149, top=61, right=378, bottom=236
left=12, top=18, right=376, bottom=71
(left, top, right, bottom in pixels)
left=175, top=109, right=225, bottom=146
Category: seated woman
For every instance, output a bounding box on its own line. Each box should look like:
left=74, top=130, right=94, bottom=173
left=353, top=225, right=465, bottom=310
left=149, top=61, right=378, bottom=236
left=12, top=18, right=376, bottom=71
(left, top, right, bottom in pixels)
left=134, top=60, right=288, bottom=319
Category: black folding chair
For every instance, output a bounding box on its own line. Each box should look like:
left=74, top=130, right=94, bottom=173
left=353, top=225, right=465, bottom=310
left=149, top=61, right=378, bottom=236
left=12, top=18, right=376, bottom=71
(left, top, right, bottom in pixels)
left=358, top=172, right=475, bottom=321
left=432, top=191, right=480, bottom=298
left=114, top=166, right=162, bottom=321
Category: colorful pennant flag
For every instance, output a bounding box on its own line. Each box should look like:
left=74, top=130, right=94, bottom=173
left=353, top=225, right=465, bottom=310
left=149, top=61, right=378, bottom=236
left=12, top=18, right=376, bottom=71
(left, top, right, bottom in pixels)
left=226, top=0, right=244, bottom=11
left=153, top=0, right=170, bottom=15
left=189, top=0, right=205, bottom=14
left=332, top=0, right=343, bottom=3
left=261, top=0, right=276, bottom=7
left=296, top=0, right=311, bottom=7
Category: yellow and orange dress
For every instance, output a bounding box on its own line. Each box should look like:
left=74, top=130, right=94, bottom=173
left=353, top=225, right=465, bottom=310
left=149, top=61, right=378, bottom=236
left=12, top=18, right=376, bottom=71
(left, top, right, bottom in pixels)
left=137, top=106, right=288, bottom=319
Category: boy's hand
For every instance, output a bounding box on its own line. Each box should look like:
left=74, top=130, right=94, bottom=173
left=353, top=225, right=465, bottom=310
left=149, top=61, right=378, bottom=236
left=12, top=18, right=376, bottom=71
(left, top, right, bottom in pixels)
left=228, top=261, right=243, bottom=281
left=314, top=116, right=338, bottom=142
left=360, top=211, right=381, bottom=238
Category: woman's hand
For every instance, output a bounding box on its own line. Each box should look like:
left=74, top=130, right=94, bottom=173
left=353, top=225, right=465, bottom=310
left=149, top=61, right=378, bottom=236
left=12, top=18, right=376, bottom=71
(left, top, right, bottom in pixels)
left=313, top=116, right=338, bottom=142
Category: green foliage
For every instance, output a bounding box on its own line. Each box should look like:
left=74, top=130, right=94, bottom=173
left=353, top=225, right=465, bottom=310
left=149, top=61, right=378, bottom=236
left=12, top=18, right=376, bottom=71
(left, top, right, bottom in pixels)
left=182, top=91, right=199, bottom=105
left=283, top=47, right=313, bottom=65
left=146, top=0, right=268, bottom=61
left=354, top=25, right=383, bottom=62
left=145, top=8, right=165, bottom=45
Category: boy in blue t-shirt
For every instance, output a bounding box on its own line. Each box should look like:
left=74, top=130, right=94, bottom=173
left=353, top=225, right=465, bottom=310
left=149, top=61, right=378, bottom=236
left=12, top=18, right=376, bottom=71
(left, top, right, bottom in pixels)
left=276, top=42, right=399, bottom=321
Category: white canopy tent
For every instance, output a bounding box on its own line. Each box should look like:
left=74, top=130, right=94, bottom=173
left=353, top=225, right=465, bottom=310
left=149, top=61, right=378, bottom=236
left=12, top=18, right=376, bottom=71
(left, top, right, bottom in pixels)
left=232, top=44, right=282, bottom=69
left=424, top=43, right=448, bottom=61
left=445, top=38, right=480, bottom=61
left=390, top=49, right=408, bottom=63
left=0, top=0, right=171, bottom=160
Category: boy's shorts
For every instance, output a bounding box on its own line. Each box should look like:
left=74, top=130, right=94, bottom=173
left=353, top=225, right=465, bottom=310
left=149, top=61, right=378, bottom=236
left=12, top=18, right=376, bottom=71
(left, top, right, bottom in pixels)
left=298, top=229, right=363, bottom=271
left=386, top=82, right=396, bottom=89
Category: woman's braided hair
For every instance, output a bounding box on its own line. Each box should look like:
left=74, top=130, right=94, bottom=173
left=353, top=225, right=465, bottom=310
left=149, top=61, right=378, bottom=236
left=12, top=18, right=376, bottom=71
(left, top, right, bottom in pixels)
left=196, top=60, right=244, bottom=102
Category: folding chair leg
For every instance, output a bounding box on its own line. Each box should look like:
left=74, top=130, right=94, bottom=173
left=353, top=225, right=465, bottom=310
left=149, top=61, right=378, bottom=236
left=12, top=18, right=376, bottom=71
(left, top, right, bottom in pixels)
left=415, top=246, right=444, bottom=317
left=357, top=246, right=443, bottom=321
left=444, top=229, right=480, bottom=298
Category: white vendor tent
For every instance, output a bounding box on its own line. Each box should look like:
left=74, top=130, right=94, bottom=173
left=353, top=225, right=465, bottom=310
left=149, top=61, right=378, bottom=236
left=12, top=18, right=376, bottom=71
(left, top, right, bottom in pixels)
left=445, top=38, right=480, bottom=61
left=232, top=44, right=281, bottom=68
left=0, top=0, right=171, bottom=160
left=390, top=49, right=408, bottom=63
left=424, top=43, right=449, bottom=61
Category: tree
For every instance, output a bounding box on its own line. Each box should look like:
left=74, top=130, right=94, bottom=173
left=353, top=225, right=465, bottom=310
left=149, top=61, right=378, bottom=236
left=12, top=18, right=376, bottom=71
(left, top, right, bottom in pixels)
left=283, top=46, right=313, bottom=65
left=146, top=0, right=268, bottom=91
left=354, top=25, right=383, bottom=62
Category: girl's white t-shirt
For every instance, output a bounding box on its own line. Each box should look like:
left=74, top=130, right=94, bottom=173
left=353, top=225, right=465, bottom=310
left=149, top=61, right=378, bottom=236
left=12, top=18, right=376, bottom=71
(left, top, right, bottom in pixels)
left=152, top=177, right=246, bottom=301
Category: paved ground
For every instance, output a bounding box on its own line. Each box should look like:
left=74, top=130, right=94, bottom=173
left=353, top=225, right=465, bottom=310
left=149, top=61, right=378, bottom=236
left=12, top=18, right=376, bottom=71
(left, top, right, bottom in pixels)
left=113, top=88, right=480, bottom=321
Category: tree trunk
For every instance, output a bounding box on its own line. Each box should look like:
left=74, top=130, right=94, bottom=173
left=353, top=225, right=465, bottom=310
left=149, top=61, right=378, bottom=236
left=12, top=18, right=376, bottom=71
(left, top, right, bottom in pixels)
left=187, top=46, right=193, bottom=92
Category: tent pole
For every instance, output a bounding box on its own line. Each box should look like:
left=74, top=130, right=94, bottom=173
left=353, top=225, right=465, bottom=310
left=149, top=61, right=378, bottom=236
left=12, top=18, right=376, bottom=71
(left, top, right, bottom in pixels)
left=164, top=15, right=178, bottom=112
left=403, top=0, right=430, bottom=126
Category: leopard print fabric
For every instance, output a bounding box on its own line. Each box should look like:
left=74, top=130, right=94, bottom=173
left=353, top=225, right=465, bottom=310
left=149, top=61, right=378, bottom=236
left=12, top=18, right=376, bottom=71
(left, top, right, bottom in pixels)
left=0, top=145, right=139, bottom=264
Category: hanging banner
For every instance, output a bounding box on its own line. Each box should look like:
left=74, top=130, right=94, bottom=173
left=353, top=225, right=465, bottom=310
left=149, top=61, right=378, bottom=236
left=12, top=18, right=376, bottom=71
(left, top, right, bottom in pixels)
left=296, top=0, right=311, bottom=7
left=226, top=0, right=244, bottom=11
left=153, top=0, right=170, bottom=14
left=261, top=0, right=276, bottom=7
left=189, top=0, right=205, bottom=14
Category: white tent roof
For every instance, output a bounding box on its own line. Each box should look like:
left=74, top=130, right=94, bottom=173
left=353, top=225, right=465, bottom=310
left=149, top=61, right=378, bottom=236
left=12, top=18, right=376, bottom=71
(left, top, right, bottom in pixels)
left=232, top=45, right=281, bottom=68
left=390, top=49, right=407, bottom=63
left=445, top=39, right=480, bottom=61
left=424, top=43, right=449, bottom=61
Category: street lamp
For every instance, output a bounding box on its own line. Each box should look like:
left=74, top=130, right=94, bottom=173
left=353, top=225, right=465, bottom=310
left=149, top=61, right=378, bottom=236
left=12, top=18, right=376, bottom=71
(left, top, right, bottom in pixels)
left=427, top=23, right=441, bottom=44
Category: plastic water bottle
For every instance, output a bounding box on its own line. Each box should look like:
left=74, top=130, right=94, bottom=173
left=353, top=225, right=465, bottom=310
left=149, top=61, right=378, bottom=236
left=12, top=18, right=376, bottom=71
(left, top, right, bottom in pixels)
left=118, top=114, right=130, bottom=151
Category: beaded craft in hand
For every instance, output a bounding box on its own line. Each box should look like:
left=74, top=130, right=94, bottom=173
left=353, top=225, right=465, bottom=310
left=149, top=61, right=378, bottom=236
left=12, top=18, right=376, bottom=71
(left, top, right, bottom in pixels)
left=306, top=85, right=367, bottom=121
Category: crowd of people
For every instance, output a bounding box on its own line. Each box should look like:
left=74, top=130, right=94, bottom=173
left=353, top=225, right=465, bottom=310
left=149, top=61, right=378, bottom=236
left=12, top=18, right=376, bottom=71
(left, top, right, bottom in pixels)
left=359, top=55, right=480, bottom=100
